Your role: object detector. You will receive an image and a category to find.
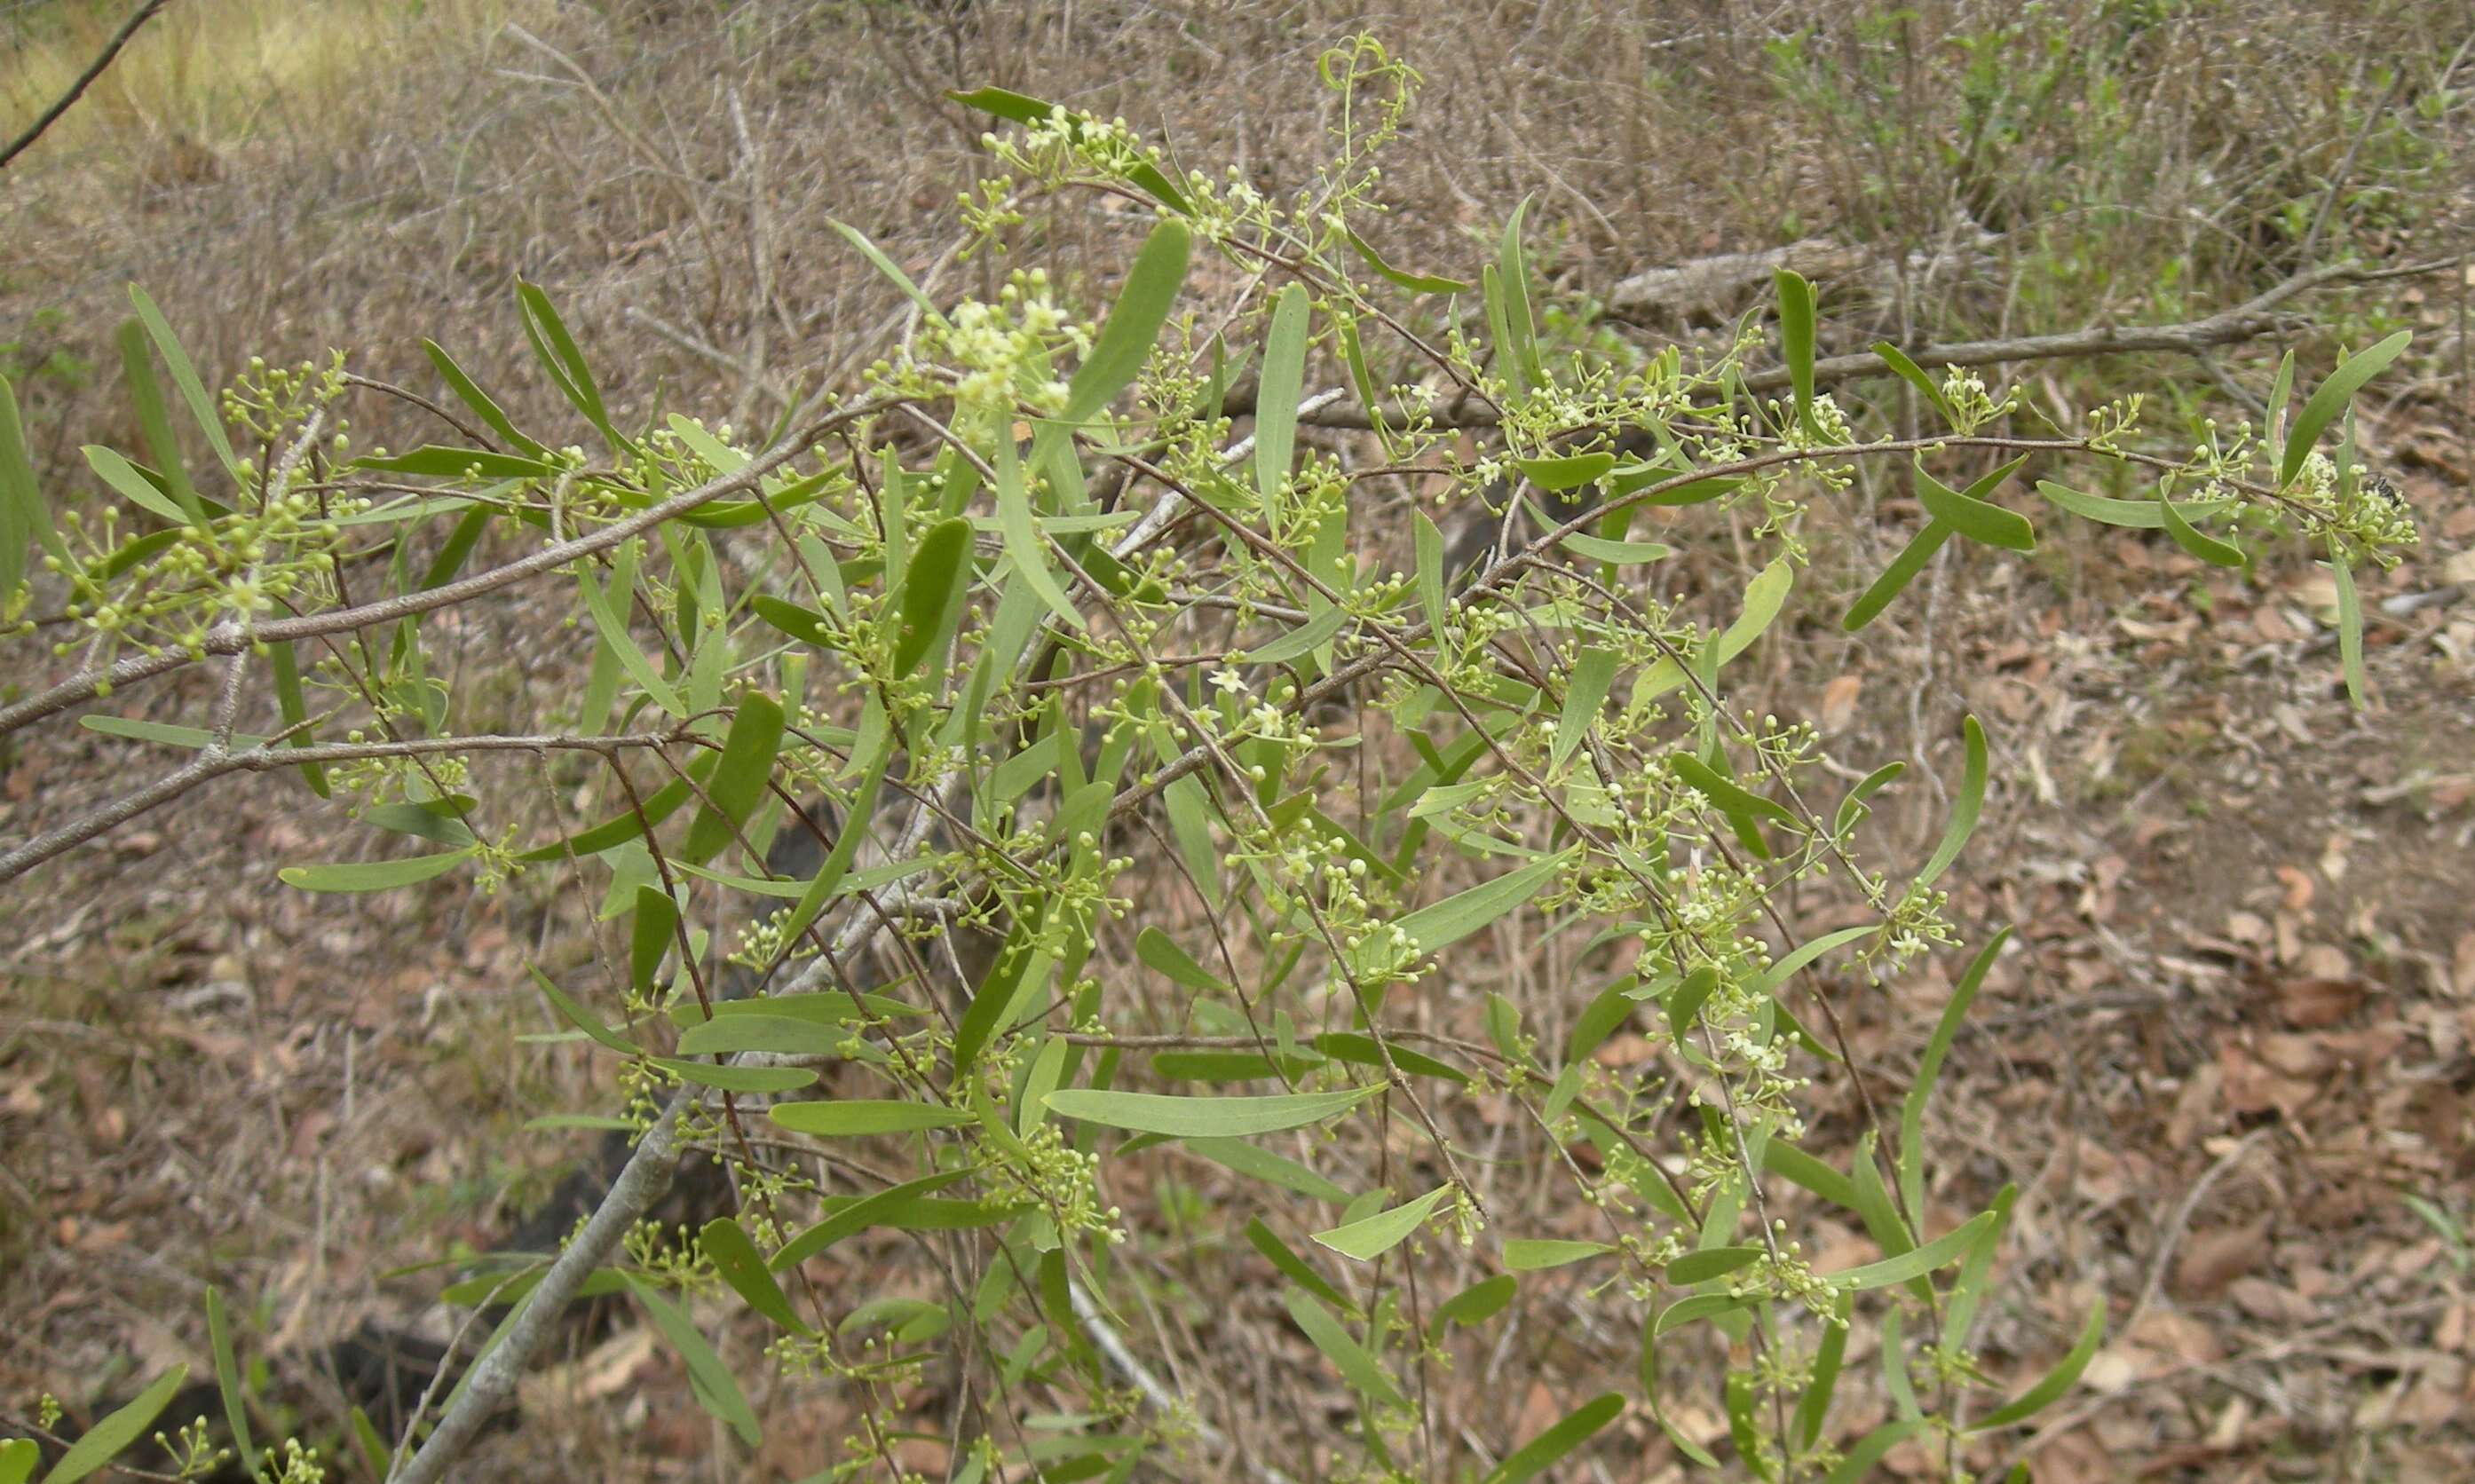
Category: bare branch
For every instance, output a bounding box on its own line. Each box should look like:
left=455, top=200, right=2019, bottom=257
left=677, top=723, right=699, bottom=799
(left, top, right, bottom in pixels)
left=0, top=0, right=178, bottom=171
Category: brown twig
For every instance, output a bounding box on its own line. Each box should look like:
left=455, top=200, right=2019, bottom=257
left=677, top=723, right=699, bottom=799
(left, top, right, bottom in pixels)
left=0, top=0, right=178, bottom=171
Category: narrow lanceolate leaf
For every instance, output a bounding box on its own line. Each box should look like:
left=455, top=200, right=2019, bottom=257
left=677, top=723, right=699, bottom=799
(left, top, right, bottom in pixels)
left=1828, top=1208, right=1999, bottom=1291
left=1899, top=928, right=2011, bottom=1219
left=2281, top=330, right=2410, bottom=485
left=621, top=1274, right=761, bottom=1446
left=1514, top=451, right=1615, bottom=493
left=1716, top=556, right=1795, bottom=669
left=1843, top=519, right=1952, bottom=631
left=577, top=558, right=685, bottom=718
left=829, top=219, right=950, bottom=328
left=1552, top=646, right=1617, bottom=771
left=2035, top=479, right=2233, bottom=530
left=700, top=1217, right=810, bottom=1335
left=770, top=1101, right=973, bottom=1136
left=1042, top=1085, right=1377, bottom=1138
left=1134, top=926, right=1230, bottom=993
left=528, top=964, right=642, bottom=1056
left=1431, top=1274, right=1518, bottom=1339
left=1483, top=1392, right=1624, bottom=1484
left=1965, top=1297, right=2108, bottom=1430
left=1558, top=533, right=1673, bottom=564
left=770, top=1170, right=976, bottom=1269
left=893, top=516, right=974, bottom=681
left=1504, top=1239, right=1618, bottom=1272
left=2161, top=494, right=2244, bottom=568
left=278, top=850, right=471, bottom=893
left=422, top=338, right=542, bottom=454
left=1776, top=269, right=1819, bottom=437
left=1413, top=509, right=1448, bottom=631
left=1917, top=714, right=1987, bottom=888
left=84, top=444, right=191, bottom=525
left=1367, top=847, right=1574, bottom=972
left=1065, top=217, right=1192, bottom=423
left=1823, top=1419, right=1932, bottom=1484
left=1255, top=282, right=1310, bottom=508
left=267, top=638, right=328, bottom=797
left=1311, top=1183, right=1453, bottom=1261
left=1284, top=1288, right=1407, bottom=1409
left=1667, top=1245, right=1762, bottom=1285
left=41, top=1365, right=188, bottom=1484
left=649, top=1058, right=816, bottom=1093
left=3, top=375, right=67, bottom=602
left=129, top=286, right=241, bottom=478
left=1871, top=342, right=1955, bottom=422
left=2329, top=549, right=2368, bottom=706
left=681, top=691, right=786, bottom=864
left=1498, top=198, right=1546, bottom=392
left=628, top=886, right=677, bottom=996
left=2265, top=349, right=2297, bottom=449
left=516, top=280, right=629, bottom=454
left=1917, top=460, right=2035, bottom=551
left=1189, top=1138, right=1351, bottom=1204
left=1669, top=753, right=1798, bottom=826
left=116, top=320, right=203, bottom=522
left=205, top=1286, right=257, bottom=1478
left=994, top=427, right=1083, bottom=629
left=1, top=1438, right=38, bottom=1484
left=1342, top=225, right=1471, bottom=294
left=1246, top=1218, right=1352, bottom=1308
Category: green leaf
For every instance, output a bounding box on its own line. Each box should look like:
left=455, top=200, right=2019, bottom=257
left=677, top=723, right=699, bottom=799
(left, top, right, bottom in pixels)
left=1717, top=556, right=1795, bottom=670
left=1917, top=459, right=2036, bottom=551
left=83, top=443, right=190, bottom=524
left=771, top=1171, right=977, bottom=1269
left=1483, top=1392, right=1623, bottom=1484
left=2329, top=551, right=2368, bottom=706
left=700, top=1216, right=810, bottom=1334
left=627, top=886, right=677, bottom=996
left=1514, top=452, right=1614, bottom=493
left=1497, top=198, right=1546, bottom=392
left=2, top=376, right=66, bottom=603
left=1044, top=1085, right=1376, bottom=1138
left=1558, top=533, right=1673, bottom=564
left=267, top=639, right=328, bottom=797
left=128, top=286, right=240, bottom=478
left=1375, top=848, right=1573, bottom=970
left=1823, top=1419, right=1931, bottom=1484
left=1311, top=1183, right=1453, bottom=1261
left=279, top=850, right=470, bottom=893
left=1255, top=282, right=1310, bottom=508
left=0, top=1441, right=32, bottom=1484
left=205, top=1286, right=257, bottom=1478
left=421, top=338, right=542, bottom=454
left=41, top=1365, right=187, bottom=1484
left=1135, top=927, right=1230, bottom=993
left=1776, top=269, right=1818, bottom=438
left=621, top=1273, right=761, bottom=1446
left=1967, top=1298, right=2108, bottom=1431
left=1342, top=225, right=1470, bottom=294
left=1751, top=923, right=1878, bottom=999
left=1431, top=1274, right=1517, bottom=1338
left=115, top=320, right=202, bottom=523
left=676, top=1014, right=849, bottom=1058
left=1284, top=1289, right=1406, bottom=1409
left=1243, top=604, right=1348, bottom=666
left=994, top=427, right=1083, bottom=630
left=1413, top=509, right=1448, bottom=630
left=2161, top=494, right=2244, bottom=568
left=1552, top=646, right=1617, bottom=771
left=1762, top=1138, right=1864, bottom=1212
left=1652, top=1292, right=1759, bottom=1338
left=649, top=1058, right=817, bottom=1093
left=1066, top=218, right=1192, bottom=423
left=770, top=1101, right=974, bottom=1136
left=1670, top=753, right=1797, bottom=826
left=1504, top=1239, right=1618, bottom=1272
left=2035, top=479, right=2232, bottom=530
left=1187, top=1136, right=1350, bottom=1203
left=517, top=754, right=716, bottom=863
left=1828, top=1209, right=1998, bottom=1291
left=516, top=280, right=629, bottom=455
left=2281, top=330, right=2411, bottom=486
left=1245, top=1218, right=1351, bottom=1309
left=1870, top=342, right=1955, bottom=422
left=1842, top=519, right=1952, bottom=631
left=681, top=691, right=786, bottom=864
left=1668, top=1244, right=1764, bottom=1285
left=829, top=219, right=950, bottom=328
left=1793, top=1295, right=1852, bottom=1448
left=526, top=964, right=641, bottom=1055
left=947, top=87, right=1192, bottom=214
left=356, top=445, right=555, bottom=480
left=2265, top=349, right=2296, bottom=449
left=894, top=516, right=974, bottom=681
left=1900, top=929, right=2009, bottom=1219
left=1918, top=714, right=1987, bottom=888
left=577, top=556, right=685, bottom=719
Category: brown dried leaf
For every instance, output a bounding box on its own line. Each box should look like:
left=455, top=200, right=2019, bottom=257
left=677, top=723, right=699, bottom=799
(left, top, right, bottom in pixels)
left=2274, top=977, right=2365, bottom=1029
left=2173, top=1217, right=2272, bottom=1299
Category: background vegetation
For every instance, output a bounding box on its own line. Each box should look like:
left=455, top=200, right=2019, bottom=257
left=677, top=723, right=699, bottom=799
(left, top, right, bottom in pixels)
left=3, top=1, right=2471, bottom=1480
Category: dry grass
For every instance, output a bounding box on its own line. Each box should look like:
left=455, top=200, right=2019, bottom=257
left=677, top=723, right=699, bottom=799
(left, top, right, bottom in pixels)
left=4, top=1, right=2474, bottom=1480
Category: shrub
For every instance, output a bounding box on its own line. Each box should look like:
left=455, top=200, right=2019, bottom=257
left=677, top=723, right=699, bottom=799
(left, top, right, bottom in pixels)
left=0, top=36, right=2421, bottom=1484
